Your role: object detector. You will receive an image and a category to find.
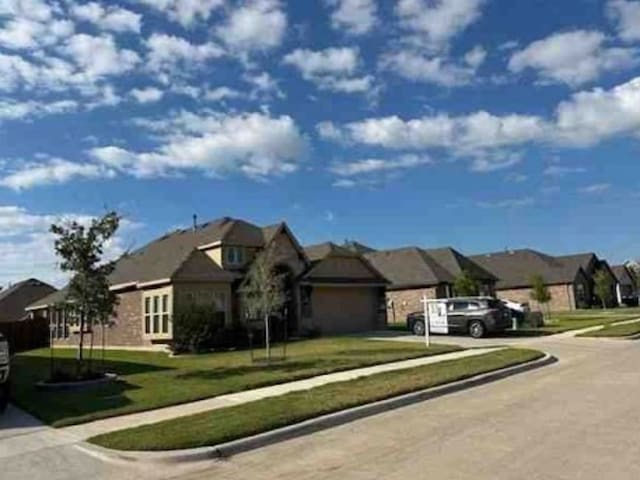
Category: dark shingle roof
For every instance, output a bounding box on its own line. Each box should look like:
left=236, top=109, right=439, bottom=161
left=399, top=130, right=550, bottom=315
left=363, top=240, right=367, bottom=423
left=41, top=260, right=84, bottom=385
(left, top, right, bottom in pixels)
left=364, top=247, right=452, bottom=289
left=0, top=278, right=57, bottom=321
left=422, top=247, right=497, bottom=282
left=109, top=217, right=267, bottom=286
left=612, top=265, right=635, bottom=287
left=342, top=241, right=377, bottom=255
left=555, top=253, right=598, bottom=274
left=303, top=242, right=388, bottom=284
left=26, top=286, right=69, bottom=310
left=471, top=249, right=582, bottom=289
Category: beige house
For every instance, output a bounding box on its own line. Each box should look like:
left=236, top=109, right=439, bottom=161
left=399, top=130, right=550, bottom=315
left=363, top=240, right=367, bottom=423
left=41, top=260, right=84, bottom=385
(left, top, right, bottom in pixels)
left=364, top=247, right=497, bottom=323
left=28, top=217, right=388, bottom=348
left=471, top=249, right=591, bottom=311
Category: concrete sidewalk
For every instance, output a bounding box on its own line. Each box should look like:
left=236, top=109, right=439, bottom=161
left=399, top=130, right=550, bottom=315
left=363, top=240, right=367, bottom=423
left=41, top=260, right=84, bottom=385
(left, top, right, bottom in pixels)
left=62, top=347, right=502, bottom=440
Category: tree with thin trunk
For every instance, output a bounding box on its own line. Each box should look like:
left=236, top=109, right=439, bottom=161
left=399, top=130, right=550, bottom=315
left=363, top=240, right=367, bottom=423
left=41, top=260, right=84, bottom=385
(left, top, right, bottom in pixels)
left=50, top=212, right=120, bottom=377
left=453, top=270, right=480, bottom=297
left=240, top=243, right=287, bottom=363
left=530, top=275, right=552, bottom=324
left=594, top=269, right=614, bottom=309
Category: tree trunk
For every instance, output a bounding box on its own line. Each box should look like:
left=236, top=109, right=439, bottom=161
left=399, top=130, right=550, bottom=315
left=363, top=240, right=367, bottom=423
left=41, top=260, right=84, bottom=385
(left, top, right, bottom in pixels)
left=264, top=314, right=271, bottom=362
left=77, top=311, right=85, bottom=378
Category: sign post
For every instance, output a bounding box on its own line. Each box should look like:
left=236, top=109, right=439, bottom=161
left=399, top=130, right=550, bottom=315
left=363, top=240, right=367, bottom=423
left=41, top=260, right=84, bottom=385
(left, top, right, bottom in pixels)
left=421, top=295, right=430, bottom=347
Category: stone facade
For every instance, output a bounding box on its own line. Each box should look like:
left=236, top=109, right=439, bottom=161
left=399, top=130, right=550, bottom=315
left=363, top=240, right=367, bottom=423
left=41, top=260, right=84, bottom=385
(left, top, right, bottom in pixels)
left=386, top=286, right=446, bottom=324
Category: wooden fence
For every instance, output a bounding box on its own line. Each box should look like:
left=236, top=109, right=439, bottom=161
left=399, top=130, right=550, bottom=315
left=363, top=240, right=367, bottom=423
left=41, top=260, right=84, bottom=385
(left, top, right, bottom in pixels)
left=0, top=317, right=49, bottom=353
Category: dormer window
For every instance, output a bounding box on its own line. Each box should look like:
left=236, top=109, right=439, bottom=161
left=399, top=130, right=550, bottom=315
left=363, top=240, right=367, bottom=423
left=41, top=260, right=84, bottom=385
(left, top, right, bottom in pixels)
left=225, top=246, right=245, bottom=266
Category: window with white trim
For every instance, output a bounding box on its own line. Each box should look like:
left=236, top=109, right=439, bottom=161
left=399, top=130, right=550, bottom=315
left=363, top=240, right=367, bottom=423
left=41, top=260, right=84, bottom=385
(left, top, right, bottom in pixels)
left=144, top=293, right=171, bottom=337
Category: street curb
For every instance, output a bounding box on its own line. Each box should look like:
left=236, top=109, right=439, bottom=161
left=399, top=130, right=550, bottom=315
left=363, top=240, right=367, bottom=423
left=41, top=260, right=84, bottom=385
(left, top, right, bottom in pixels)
left=78, top=352, right=556, bottom=465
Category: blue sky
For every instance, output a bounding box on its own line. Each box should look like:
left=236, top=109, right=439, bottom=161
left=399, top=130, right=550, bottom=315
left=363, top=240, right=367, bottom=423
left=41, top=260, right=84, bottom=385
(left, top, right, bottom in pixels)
left=1, top=0, right=639, bottom=286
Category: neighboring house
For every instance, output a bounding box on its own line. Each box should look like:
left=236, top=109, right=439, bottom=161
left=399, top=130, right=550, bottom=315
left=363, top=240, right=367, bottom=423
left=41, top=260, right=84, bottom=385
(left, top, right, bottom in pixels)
left=556, top=253, right=618, bottom=307
left=611, top=264, right=638, bottom=306
left=301, top=243, right=388, bottom=334
left=471, top=249, right=590, bottom=311
left=0, top=279, right=57, bottom=323
left=365, top=247, right=497, bottom=323
left=27, top=217, right=387, bottom=348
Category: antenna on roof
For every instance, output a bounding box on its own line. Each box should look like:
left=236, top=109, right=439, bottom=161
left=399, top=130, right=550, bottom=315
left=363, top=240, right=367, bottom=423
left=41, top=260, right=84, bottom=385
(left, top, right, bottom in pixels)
left=192, top=214, right=197, bottom=232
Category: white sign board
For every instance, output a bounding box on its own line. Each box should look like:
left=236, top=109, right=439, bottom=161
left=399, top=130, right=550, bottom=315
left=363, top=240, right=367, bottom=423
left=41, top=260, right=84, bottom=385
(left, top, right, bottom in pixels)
left=427, top=301, right=449, bottom=334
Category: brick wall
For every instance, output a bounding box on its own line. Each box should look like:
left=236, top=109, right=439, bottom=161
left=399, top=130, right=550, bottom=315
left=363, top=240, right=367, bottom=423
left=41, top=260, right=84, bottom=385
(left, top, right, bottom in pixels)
left=52, top=290, right=150, bottom=348
left=386, top=287, right=440, bottom=324
left=496, top=283, right=577, bottom=312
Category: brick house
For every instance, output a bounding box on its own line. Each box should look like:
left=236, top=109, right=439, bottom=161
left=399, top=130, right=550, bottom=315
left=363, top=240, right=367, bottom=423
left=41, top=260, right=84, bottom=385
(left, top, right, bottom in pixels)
left=471, top=249, right=591, bottom=311
left=0, top=278, right=56, bottom=323
left=27, top=217, right=388, bottom=348
left=611, top=264, right=638, bottom=306
left=555, top=253, right=618, bottom=307
left=364, top=247, right=497, bottom=323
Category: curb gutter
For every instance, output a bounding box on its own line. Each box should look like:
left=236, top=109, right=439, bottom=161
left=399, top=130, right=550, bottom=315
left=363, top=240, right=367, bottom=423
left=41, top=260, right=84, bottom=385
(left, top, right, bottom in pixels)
left=78, top=353, right=557, bottom=465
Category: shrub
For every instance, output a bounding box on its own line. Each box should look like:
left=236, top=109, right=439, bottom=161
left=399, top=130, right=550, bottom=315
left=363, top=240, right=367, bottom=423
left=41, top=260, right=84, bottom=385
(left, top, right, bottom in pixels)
left=170, top=304, right=227, bottom=354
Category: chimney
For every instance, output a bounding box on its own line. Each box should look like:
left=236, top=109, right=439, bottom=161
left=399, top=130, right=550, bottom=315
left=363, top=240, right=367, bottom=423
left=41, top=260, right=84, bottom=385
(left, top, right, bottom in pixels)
left=192, top=214, right=197, bottom=231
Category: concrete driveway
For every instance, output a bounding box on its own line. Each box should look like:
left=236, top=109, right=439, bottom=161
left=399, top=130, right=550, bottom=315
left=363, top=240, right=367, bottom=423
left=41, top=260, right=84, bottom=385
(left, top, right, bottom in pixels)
left=180, top=334, right=640, bottom=480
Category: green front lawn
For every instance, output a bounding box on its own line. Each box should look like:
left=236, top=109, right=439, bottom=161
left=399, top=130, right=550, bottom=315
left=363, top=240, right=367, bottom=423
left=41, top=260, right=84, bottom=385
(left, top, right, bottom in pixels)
left=578, top=320, right=640, bottom=338
left=11, top=338, right=460, bottom=427
left=90, top=347, right=543, bottom=451
left=538, top=312, right=640, bottom=334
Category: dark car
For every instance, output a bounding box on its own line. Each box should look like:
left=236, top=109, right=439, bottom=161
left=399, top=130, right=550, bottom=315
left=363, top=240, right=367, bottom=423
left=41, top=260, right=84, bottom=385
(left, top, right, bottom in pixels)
left=406, top=297, right=512, bottom=339
left=0, top=333, right=9, bottom=413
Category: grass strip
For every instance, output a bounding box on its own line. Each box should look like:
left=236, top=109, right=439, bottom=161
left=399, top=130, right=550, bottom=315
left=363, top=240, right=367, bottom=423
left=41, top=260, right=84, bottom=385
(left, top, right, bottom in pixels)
left=90, top=348, right=543, bottom=451
left=578, top=320, right=640, bottom=338
left=11, top=338, right=460, bottom=427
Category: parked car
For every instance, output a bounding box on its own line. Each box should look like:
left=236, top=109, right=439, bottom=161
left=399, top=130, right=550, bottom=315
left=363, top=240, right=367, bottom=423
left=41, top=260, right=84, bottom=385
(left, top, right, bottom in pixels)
left=0, top=333, right=9, bottom=413
left=406, top=297, right=512, bottom=339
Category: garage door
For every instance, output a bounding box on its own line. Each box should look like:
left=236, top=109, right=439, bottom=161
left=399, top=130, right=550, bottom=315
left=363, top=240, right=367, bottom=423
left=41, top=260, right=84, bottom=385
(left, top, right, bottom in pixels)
left=312, top=287, right=379, bottom=334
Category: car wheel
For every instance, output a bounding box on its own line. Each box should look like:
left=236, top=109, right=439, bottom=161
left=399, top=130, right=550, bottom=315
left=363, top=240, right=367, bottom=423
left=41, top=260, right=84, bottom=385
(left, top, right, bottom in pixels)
left=469, top=320, right=485, bottom=339
left=412, top=320, right=425, bottom=336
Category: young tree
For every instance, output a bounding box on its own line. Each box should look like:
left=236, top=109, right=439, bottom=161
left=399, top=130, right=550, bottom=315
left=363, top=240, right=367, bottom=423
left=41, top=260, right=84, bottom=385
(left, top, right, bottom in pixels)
left=453, top=270, right=480, bottom=296
left=530, top=275, right=552, bottom=323
left=50, top=211, right=120, bottom=376
left=239, top=243, right=287, bottom=362
left=594, top=269, right=614, bottom=309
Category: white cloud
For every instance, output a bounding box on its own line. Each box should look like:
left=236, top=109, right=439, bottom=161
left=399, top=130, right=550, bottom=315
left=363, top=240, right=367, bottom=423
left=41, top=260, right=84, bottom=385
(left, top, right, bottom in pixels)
left=395, top=0, right=486, bottom=51
left=135, top=0, right=224, bottom=27
left=204, top=86, right=243, bottom=102
left=61, top=33, right=140, bottom=79
left=508, top=30, right=638, bottom=87
left=0, top=158, right=115, bottom=190
left=325, top=0, right=377, bottom=35
left=543, top=165, right=586, bottom=177
left=243, top=71, right=286, bottom=99
left=130, top=87, right=164, bottom=103
left=92, top=111, right=307, bottom=179
left=0, top=16, right=74, bottom=50
left=146, top=33, right=224, bottom=75
left=477, top=197, right=535, bottom=209
left=554, top=76, right=640, bottom=146
left=331, top=154, right=431, bottom=176
left=607, top=0, right=640, bottom=42
left=579, top=183, right=611, bottom=194
left=464, top=45, right=487, bottom=68
left=71, top=2, right=141, bottom=33
left=0, top=99, right=77, bottom=121
left=0, top=205, right=136, bottom=286
left=216, top=0, right=287, bottom=53
left=470, top=152, right=522, bottom=172
left=320, top=75, right=640, bottom=158
left=380, top=48, right=482, bottom=86
left=283, top=47, right=373, bottom=93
